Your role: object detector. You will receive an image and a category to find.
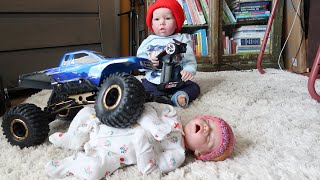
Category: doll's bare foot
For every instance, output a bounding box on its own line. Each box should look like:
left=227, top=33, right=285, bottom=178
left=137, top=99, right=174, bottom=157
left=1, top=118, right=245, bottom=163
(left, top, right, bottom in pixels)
left=177, top=94, right=187, bottom=107
left=171, top=91, right=189, bottom=108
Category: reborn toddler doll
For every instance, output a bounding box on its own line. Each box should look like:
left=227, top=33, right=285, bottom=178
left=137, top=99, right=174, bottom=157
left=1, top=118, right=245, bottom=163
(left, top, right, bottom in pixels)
left=137, top=0, right=200, bottom=108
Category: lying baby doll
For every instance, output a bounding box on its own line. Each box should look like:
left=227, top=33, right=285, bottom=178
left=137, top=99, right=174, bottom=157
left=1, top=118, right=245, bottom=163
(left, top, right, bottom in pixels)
left=45, top=102, right=234, bottom=180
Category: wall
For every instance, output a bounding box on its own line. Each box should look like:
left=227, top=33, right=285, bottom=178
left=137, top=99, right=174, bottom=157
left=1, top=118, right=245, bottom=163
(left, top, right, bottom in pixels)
left=306, top=0, right=320, bottom=69
left=283, top=0, right=307, bottom=73
left=120, top=0, right=146, bottom=56
left=120, top=0, right=130, bottom=56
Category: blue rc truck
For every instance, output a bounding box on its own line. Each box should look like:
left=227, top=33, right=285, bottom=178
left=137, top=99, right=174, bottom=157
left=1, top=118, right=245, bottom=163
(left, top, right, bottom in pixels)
left=2, top=39, right=187, bottom=148
left=2, top=50, right=154, bottom=148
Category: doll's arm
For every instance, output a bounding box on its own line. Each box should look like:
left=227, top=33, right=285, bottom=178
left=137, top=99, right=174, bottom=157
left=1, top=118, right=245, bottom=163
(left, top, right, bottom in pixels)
left=137, top=102, right=176, bottom=140
left=180, top=34, right=197, bottom=76
left=48, top=107, right=101, bottom=150
left=133, top=128, right=185, bottom=174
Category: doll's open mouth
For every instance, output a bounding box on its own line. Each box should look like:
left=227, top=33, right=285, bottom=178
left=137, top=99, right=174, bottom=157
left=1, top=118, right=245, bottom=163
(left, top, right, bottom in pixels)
left=195, top=124, right=200, bottom=133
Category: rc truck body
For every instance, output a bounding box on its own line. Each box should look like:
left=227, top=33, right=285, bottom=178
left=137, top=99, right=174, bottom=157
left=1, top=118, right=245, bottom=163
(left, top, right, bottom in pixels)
left=2, top=50, right=153, bottom=148
left=2, top=39, right=187, bottom=149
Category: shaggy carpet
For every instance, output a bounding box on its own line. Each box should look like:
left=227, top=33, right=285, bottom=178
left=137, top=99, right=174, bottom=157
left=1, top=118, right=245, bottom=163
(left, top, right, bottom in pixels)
left=1, top=68, right=320, bottom=180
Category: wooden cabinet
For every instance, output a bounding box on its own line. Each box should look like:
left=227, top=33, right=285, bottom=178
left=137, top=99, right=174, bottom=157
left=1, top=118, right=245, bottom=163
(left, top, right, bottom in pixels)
left=145, top=0, right=283, bottom=71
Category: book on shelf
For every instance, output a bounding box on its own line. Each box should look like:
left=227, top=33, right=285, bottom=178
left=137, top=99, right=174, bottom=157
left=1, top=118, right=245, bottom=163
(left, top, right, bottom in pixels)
left=231, top=0, right=270, bottom=11
left=231, top=0, right=271, bottom=22
left=192, top=29, right=208, bottom=56
left=233, top=10, right=270, bottom=15
left=230, top=0, right=272, bottom=5
left=233, top=31, right=266, bottom=38
left=234, top=37, right=270, bottom=46
left=235, top=24, right=267, bottom=32
left=179, top=0, right=209, bottom=25
left=194, top=0, right=207, bottom=24
left=235, top=12, right=270, bottom=20
left=198, top=29, right=208, bottom=56
left=237, top=17, right=269, bottom=22
left=185, top=0, right=197, bottom=24
left=186, top=0, right=205, bottom=25
left=222, top=31, right=227, bottom=54
left=180, top=0, right=193, bottom=25
left=199, top=0, right=209, bottom=23
left=223, top=0, right=236, bottom=23
left=223, top=11, right=232, bottom=24
left=186, top=0, right=200, bottom=25
left=233, top=5, right=269, bottom=12
left=225, top=35, right=230, bottom=54
left=236, top=44, right=270, bottom=54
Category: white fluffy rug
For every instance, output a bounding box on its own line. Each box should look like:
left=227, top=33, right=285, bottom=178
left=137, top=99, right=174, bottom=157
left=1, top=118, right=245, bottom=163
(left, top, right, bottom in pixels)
left=1, top=69, right=320, bottom=180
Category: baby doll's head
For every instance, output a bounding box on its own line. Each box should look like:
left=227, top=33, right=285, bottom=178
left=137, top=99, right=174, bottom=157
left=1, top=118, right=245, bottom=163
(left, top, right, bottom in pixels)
left=146, top=0, right=185, bottom=35
left=183, top=116, right=235, bottom=161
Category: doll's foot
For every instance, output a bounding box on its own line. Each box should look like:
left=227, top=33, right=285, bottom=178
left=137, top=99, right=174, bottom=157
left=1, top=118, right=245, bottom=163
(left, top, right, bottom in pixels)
left=45, top=156, right=75, bottom=178
left=177, top=94, right=187, bottom=107
left=171, top=91, right=189, bottom=108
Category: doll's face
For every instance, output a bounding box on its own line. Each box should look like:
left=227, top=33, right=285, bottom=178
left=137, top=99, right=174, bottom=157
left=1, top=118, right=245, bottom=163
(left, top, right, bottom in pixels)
left=151, top=8, right=177, bottom=37
left=183, top=117, right=221, bottom=156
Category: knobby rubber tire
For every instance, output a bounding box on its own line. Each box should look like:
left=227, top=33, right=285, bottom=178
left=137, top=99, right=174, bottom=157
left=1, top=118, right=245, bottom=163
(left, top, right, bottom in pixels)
left=95, top=73, right=145, bottom=128
left=1, top=103, right=50, bottom=148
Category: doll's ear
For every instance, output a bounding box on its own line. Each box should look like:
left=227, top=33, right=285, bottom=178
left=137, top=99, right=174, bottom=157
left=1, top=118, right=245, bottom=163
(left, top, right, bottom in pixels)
left=194, top=150, right=201, bottom=157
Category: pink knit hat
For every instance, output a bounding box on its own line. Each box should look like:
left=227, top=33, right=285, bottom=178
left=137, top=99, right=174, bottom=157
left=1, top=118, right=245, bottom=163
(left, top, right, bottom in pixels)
left=146, top=0, right=185, bottom=33
left=194, top=116, right=235, bottom=161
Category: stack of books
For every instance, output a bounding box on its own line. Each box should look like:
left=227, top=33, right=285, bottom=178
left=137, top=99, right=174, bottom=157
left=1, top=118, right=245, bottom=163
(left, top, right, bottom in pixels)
left=222, top=25, right=271, bottom=54
left=229, top=0, right=272, bottom=22
left=177, top=0, right=209, bottom=25
left=175, top=0, right=209, bottom=57
left=191, top=29, right=209, bottom=56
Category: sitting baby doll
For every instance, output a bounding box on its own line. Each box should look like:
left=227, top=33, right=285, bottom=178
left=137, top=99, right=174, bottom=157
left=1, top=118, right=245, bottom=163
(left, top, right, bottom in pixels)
left=45, top=102, right=234, bottom=180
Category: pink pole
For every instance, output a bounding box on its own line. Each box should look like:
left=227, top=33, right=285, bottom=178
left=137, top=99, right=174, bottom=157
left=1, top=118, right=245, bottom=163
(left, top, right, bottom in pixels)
left=308, top=45, right=320, bottom=102
left=257, top=0, right=279, bottom=74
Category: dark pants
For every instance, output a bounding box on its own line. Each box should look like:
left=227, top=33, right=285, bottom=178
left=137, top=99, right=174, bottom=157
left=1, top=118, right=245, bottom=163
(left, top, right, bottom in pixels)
left=142, top=78, right=200, bottom=104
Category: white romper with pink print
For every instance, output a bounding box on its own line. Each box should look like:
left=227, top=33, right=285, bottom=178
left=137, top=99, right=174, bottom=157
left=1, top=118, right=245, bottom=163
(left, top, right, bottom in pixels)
left=45, top=102, right=186, bottom=180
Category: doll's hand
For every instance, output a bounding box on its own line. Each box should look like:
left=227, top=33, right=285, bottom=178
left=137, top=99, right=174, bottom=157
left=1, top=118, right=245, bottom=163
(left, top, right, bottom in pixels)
left=180, top=70, right=194, bottom=82
left=149, top=57, right=159, bottom=68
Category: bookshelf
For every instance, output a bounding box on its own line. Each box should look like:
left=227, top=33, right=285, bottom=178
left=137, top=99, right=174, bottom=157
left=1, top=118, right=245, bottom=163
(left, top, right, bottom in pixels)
left=219, top=0, right=284, bottom=70
left=146, top=0, right=220, bottom=71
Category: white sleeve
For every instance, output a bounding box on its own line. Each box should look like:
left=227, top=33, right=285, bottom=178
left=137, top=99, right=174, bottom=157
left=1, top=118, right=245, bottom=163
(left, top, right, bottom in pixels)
left=48, top=107, right=101, bottom=150
left=133, top=128, right=185, bottom=175
left=137, top=103, right=177, bottom=141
